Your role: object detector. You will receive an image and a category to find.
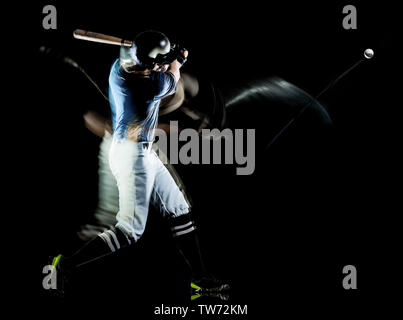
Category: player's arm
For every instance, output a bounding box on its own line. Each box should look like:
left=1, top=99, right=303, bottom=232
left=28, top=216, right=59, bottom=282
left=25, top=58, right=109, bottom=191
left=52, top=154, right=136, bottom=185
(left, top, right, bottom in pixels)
left=168, top=50, right=188, bottom=82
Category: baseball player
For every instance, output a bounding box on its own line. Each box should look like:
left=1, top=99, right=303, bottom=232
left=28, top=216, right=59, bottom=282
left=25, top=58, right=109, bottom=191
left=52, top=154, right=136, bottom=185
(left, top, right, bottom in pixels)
left=50, top=30, right=229, bottom=296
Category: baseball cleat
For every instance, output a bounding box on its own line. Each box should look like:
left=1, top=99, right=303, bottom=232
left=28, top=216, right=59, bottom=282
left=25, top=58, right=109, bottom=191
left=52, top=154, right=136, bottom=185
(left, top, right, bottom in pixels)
left=191, top=276, right=230, bottom=293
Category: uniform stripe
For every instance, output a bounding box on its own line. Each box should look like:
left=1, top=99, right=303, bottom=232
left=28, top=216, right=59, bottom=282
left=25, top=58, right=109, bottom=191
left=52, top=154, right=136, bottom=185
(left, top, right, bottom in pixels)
left=106, top=230, right=120, bottom=250
left=99, top=232, right=116, bottom=252
left=171, top=221, right=193, bottom=231
left=173, top=226, right=196, bottom=237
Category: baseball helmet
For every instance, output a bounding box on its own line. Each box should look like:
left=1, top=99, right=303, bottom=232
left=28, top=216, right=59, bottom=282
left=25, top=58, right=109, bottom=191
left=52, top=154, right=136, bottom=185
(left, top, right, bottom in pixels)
left=126, top=30, right=171, bottom=69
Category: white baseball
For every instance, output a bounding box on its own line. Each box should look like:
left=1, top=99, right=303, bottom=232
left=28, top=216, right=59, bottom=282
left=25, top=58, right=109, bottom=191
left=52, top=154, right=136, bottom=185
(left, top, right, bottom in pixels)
left=364, top=48, right=374, bottom=59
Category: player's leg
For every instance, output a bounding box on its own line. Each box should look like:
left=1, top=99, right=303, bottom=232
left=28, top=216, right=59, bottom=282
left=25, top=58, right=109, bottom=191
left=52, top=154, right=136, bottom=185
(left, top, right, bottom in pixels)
left=110, top=139, right=156, bottom=240
left=50, top=139, right=156, bottom=295
left=49, top=224, right=133, bottom=296
left=150, top=151, right=229, bottom=292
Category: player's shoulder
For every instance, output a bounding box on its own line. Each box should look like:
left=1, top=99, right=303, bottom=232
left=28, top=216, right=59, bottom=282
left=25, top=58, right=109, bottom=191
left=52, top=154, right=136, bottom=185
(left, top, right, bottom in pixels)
left=109, top=59, right=125, bottom=82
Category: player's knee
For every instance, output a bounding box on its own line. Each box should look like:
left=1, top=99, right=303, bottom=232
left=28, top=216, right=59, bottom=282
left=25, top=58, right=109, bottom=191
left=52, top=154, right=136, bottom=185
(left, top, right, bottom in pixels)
left=115, top=220, right=146, bottom=242
left=167, top=202, right=190, bottom=219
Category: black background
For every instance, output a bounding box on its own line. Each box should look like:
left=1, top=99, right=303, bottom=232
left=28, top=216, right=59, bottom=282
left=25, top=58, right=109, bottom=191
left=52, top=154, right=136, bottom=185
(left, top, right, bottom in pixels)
left=12, top=0, right=400, bottom=318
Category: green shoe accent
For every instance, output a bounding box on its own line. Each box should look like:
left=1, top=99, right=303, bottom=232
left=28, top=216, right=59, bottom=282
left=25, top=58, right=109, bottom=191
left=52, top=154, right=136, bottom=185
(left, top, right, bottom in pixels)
left=52, top=254, right=62, bottom=269
left=191, top=294, right=201, bottom=301
left=191, top=282, right=201, bottom=290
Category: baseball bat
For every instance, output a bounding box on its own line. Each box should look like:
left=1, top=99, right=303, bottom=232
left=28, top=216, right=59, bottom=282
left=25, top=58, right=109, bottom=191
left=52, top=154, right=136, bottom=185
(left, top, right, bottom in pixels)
left=73, top=29, right=133, bottom=47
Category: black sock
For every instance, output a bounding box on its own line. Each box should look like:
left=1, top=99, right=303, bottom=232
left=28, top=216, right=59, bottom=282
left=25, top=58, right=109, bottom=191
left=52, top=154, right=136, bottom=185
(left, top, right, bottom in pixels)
left=169, top=214, right=206, bottom=279
left=63, top=227, right=133, bottom=270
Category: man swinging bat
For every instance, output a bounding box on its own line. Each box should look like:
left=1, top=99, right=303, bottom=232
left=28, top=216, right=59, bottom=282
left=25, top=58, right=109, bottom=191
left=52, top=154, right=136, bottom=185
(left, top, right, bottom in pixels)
left=49, top=30, right=229, bottom=296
